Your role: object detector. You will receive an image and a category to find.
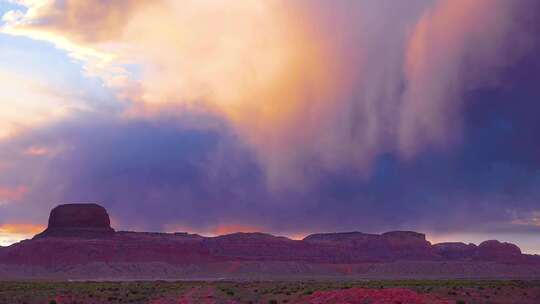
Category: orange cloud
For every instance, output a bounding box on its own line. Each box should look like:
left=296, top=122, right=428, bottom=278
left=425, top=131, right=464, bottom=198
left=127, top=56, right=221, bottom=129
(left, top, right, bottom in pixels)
left=2, top=0, right=340, bottom=186
left=0, top=223, right=44, bottom=235
left=0, top=223, right=44, bottom=246
left=0, top=70, right=77, bottom=139
left=23, top=146, right=50, bottom=156
left=287, top=232, right=309, bottom=241
left=0, top=185, right=29, bottom=201
left=3, top=0, right=530, bottom=188
left=24, top=0, right=140, bottom=44
left=212, top=224, right=262, bottom=236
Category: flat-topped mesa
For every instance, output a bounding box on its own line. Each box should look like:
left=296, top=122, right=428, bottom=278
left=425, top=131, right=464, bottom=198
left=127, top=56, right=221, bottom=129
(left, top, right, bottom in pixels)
left=302, top=231, right=377, bottom=242
left=1, top=202, right=535, bottom=274
left=433, top=242, right=478, bottom=260
left=433, top=241, right=523, bottom=262
left=303, top=231, right=428, bottom=243
left=34, top=203, right=114, bottom=238
left=303, top=230, right=435, bottom=261
left=382, top=231, right=426, bottom=240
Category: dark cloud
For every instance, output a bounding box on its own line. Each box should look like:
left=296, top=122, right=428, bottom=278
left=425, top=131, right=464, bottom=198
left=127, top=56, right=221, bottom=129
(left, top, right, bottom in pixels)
left=1, top=44, right=540, bottom=237
left=0, top=110, right=264, bottom=231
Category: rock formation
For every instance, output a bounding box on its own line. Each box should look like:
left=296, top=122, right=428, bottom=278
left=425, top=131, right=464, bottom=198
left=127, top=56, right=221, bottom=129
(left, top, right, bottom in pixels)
left=33, top=203, right=114, bottom=238
left=477, top=240, right=522, bottom=261
left=303, top=231, right=435, bottom=261
left=433, top=242, right=478, bottom=260
left=0, top=203, right=539, bottom=279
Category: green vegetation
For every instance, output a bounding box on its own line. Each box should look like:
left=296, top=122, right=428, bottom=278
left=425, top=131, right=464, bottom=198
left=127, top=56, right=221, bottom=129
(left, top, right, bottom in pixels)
left=0, top=279, right=537, bottom=303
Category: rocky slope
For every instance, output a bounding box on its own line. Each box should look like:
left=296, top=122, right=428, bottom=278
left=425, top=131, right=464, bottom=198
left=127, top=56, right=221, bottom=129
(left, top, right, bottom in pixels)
left=0, top=203, right=538, bottom=279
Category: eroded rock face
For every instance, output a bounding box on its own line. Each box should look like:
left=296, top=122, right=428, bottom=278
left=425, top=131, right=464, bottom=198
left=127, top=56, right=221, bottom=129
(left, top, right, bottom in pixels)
left=381, top=231, right=434, bottom=259
left=382, top=231, right=426, bottom=240
left=34, top=203, right=114, bottom=238
left=433, top=242, right=478, bottom=260
left=303, top=231, right=435, bottom=261
left=1, top=203, right=532, bottom=275
left=478, top=240, right=522, bottom=261
left=303, top=231, right=377, bottom=243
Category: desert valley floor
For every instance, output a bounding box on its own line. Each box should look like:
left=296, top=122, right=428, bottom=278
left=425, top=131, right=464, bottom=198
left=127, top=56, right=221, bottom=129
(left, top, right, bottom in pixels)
left=1, top=280, right=540, bottom=304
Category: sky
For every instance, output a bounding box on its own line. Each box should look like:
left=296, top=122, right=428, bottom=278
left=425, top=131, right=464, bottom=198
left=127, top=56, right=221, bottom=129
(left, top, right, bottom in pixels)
left=0, top=0, right=539, bottom=253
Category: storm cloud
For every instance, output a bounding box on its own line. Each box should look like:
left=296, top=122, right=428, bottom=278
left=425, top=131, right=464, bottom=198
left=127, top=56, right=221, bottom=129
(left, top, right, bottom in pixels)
left=0, top=0, right=539, bottom=252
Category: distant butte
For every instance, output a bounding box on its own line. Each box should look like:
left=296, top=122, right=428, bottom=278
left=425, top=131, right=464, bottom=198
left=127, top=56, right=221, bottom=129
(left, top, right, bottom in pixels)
left=0, top=203, right=539, bottom=280
left=34, top=203, right=114, bottom=238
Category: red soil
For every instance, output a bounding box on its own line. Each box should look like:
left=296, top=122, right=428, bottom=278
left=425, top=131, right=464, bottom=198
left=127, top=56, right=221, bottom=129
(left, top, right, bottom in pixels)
left=295, top=288, right=452, bottom=304
left=150, top=286, right=239, bottom=304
